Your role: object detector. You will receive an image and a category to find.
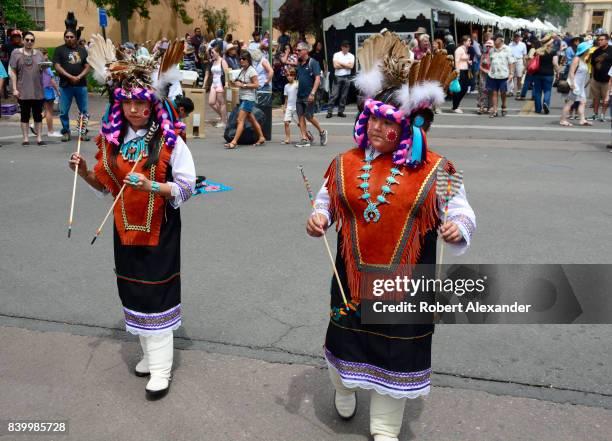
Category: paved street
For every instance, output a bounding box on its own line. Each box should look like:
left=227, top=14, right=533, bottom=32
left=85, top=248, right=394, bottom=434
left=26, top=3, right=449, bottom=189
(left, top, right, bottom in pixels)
left=1, top=91, right=611, bottom=440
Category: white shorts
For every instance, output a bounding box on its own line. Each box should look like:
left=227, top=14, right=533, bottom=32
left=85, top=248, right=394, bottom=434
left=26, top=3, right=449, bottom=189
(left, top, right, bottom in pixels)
left=284, top=107, right=297, bottom=123
left=514, top=62, right=524, bottom=78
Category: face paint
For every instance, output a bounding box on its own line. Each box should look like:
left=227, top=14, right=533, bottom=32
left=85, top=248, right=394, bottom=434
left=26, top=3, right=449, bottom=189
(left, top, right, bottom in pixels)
left=143, top=109, right=150, bottom=117
left=386, top=129, right=398, bottom=142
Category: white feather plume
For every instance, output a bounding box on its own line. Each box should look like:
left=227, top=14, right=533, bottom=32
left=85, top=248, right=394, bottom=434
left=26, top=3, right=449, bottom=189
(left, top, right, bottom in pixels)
left=87, top=34, right=116, bottom=84
left=407, top=81, right=445, bottom=112
left=395, top=83, right=411, bottom=114
left=152, top=65, right=182, bottom=99
left=354, top=64, right=383, bottom=98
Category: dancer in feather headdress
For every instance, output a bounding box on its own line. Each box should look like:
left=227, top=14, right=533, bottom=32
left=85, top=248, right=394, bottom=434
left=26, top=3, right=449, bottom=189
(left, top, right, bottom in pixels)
left=68, top=35, right=195, bottom=400
left=305, top=30, right=476, bottom=440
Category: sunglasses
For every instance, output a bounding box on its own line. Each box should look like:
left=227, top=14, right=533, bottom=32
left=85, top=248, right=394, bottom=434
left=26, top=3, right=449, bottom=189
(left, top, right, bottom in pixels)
left=287, top=74, right=295, bottom=77
left=24, top=38, right=35, bottom=42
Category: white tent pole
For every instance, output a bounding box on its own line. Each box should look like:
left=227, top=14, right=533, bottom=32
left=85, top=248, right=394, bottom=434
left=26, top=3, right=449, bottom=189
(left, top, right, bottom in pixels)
left=430, top=8, right=435, bottom=41
left=323, top=28, right=328, bottom=73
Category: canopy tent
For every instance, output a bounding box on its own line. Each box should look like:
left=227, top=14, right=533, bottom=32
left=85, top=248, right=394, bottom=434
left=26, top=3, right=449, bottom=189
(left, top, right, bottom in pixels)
left=499, top=16, right=520, bottom=30
left=531, top=18, right=547, bottom=31
left=543, top=20, right=560, bottom=33
left=323, top=0, right=447, bottom=31
left=323, top=0, right=551, bottom=32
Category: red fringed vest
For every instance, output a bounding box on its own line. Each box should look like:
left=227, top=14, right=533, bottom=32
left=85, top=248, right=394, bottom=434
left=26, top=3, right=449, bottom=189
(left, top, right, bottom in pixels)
left=93, top=136, right=173, bottom=246
left=325, top=148, right=455, bottom=303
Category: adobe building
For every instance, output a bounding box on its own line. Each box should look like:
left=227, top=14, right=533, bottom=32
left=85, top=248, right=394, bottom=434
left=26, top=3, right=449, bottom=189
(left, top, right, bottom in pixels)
left=29, top=0, right=260, bottom=43
left=565, top=0, right=612, bottom=34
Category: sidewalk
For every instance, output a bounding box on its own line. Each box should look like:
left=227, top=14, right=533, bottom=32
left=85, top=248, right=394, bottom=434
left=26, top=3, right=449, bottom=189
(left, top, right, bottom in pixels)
left=1, top=326, right=610, bottom=441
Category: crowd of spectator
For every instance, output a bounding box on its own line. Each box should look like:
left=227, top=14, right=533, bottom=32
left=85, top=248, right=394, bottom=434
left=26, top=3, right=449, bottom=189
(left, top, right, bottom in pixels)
left=1, top=22, right=610, bottom=150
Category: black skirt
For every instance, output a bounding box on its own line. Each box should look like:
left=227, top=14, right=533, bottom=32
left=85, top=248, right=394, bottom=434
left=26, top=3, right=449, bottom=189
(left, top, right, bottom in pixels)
left=114, top=202, right=182, bottom=335
left=324, top=230, right=437, bottom=399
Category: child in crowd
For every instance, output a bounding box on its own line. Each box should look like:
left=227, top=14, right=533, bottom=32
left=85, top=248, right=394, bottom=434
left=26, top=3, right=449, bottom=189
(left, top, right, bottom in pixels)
left=282, top=67, right=298, bottom=144
left=40, top=48, right=61, bottom=137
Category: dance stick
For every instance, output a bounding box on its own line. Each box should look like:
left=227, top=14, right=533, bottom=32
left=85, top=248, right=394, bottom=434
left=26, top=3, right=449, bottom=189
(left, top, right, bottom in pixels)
left=435, top=168, right=463, bottom=280
left=90, top=154, right=143, bottom=245
left=67, top=114, right=84, bottom=238
left=435, top=179, right=452, bottom=281
left=298, top=166, right=350, bottom=310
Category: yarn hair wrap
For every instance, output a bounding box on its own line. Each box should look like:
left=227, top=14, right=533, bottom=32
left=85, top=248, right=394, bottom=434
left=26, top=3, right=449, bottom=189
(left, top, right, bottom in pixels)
left=100, top=86, right=185, bottom=148
left=354, top=98, right=427, bottom=168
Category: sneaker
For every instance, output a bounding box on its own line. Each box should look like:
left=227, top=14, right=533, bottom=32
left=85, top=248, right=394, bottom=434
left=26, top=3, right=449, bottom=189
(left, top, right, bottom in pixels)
left=589, top=114, right=598, bottom=121
left=337, top=112, right=346, bottom=118
left=452, top=108, right=463, bottom=114
left=326, top=113, right=333, bottom=119
left=434, top=108, right=442, bottom=114
left=543, top=103, right=549, bottom=114
left=295, top=139, right=310, bottom=148
left=319, top=129, right=328, bottom=146
left=61, top=133, right=71, bottom=142
left=215, top=122, right=226, bottom=129
left=48, top=131, right=63, bottom=138
left=598, top=113, right=605, bottom=122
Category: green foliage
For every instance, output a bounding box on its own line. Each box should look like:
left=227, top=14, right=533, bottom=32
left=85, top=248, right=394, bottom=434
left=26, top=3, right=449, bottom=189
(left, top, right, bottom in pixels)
left=91, top=0, right=193, bottom=24
left=199, top=4, right=236, bottom=38
left=1, top=0, right=37, bottom=30
left=461, top=0, right=572, bottom=23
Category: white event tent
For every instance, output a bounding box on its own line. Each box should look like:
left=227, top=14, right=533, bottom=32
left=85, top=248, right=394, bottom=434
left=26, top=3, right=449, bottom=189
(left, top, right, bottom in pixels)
left=323, top=0, right=553, bottom=33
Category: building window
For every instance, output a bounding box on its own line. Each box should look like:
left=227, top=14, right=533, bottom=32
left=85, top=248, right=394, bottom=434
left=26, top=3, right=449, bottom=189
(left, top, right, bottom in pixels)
left=254, top=2, right=262, bottom=36
left=592, top=10, right=605, bottom=32
left=23, top=0, right=45, bottom=30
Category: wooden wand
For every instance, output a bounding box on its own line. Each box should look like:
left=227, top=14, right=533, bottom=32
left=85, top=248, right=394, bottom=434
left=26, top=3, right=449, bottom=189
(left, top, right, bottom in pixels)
left=298, top=165, right=350, bottom=310
left=90, top=153, right=143, bottom=245
left=67, top=114, right=84, bottom=238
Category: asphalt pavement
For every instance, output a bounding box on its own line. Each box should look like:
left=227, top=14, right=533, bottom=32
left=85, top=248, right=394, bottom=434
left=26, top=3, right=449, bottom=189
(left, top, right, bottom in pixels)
left=1, top=91, right=611, bottom=440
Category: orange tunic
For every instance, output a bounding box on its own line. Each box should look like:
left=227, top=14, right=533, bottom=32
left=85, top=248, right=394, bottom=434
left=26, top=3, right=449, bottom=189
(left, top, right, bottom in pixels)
left=93, top=136, right=173, bottom=246
left=325, top=147, right=455, bottom=303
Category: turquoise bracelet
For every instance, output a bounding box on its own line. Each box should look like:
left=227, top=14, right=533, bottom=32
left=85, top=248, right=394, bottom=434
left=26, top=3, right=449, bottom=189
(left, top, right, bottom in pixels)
left=151, top=181, right=161, bottom=193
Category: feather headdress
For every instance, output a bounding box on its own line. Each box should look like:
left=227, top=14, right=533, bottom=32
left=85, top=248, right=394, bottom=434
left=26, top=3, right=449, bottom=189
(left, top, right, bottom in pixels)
left=87, top=35, right=186, bottom=147
left=353, top=30, right=456, bottom=168
left=87, top=34, right=184, bottom=100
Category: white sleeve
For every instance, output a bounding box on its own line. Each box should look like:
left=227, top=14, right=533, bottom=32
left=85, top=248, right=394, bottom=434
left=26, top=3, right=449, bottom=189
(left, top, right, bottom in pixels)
left=439, top=183, right=476, bottom=256
left=167, top=136, right=196, bottom=209
left=312, top=177, right=332, bottom=226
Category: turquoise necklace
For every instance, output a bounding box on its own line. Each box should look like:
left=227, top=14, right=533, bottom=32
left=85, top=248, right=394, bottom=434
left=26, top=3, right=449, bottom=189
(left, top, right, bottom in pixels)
left=119, top=136, right=149, bottom=162
left=359, top=149, right=403, bottom=223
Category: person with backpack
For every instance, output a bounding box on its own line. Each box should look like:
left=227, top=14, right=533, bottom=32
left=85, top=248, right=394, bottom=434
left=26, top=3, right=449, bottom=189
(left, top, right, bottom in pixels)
left=224, top=50, right=265, bottom=149
left=295, top=42, right=328, bottom=148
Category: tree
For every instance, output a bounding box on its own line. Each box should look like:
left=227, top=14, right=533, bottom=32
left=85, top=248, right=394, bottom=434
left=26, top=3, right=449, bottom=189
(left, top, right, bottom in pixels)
left=460, top=0, right=572, bottom=25
left=199, top=3, right=236, bottom=38
left=91, top=0, right=193, bottom=43
left=0, top=0, right=37, bottom=30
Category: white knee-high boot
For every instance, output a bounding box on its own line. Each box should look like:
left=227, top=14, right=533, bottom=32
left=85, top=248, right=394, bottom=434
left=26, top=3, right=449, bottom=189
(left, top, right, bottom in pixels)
left=328, top=366, right=357, bottom=420
left=144, top=331, right=173, bottom=399
left=134, top=335, right=149, bottom=376
left=370, top=391, right=406, bottom=441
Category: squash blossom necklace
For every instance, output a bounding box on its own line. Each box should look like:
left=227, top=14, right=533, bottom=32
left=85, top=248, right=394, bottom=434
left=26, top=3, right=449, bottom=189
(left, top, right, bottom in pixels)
left=359, top=148, right=403, bottom=222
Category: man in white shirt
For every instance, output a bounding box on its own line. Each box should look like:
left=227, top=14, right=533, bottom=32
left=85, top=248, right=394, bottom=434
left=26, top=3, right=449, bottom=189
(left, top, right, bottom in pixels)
left=326, top=41, right=355, bottom=118
left=507, top=33, right=527, bottom=96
